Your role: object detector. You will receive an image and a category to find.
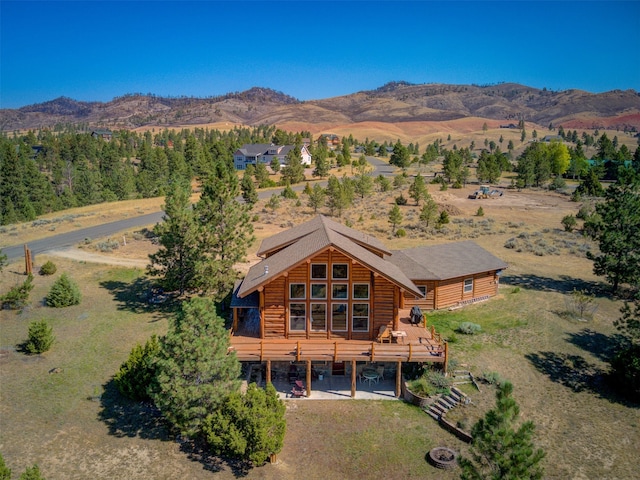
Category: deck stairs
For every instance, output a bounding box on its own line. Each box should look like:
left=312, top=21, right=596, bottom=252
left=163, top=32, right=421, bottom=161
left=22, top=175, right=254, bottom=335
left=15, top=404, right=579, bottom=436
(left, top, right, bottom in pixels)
left=424, top=386, right=469, bottom=421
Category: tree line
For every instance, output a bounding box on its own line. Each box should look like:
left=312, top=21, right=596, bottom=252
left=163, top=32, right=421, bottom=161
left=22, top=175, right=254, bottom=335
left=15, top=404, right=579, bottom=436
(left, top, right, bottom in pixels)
left=0, top=125, right=311, bottom=225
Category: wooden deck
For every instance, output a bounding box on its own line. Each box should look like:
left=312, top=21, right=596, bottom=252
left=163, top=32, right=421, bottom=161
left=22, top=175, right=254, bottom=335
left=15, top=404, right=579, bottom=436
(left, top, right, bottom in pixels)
left=229, top=311, right=446, bottom=363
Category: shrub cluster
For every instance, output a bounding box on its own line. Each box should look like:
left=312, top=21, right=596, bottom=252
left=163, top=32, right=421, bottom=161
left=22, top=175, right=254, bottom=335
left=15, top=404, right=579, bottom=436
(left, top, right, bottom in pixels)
left=1, top=274, right=34, bottom=309
left=456, top=322, right=482, bottom=335
left=39, top=261, right=57, bottom=276
left=114, top=336, right=160, bottom=401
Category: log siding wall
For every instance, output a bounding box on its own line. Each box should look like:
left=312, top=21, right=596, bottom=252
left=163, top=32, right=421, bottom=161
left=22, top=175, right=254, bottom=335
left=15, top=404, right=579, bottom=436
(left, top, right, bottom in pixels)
left=403, top=271, right=500, bottom=310
left=261, top=248, right=396, bottom=340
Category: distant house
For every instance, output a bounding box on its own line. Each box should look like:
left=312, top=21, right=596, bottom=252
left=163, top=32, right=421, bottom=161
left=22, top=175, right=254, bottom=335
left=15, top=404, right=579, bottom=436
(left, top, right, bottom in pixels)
left=500, top=124, right=518, bottom=129
left=91, top=129, right=113, bottom=141
left=233, top=143, right=312, bottom=170
left=319, top=134, right=340, bottom=149
left=540, top=135, right=563, bottom=143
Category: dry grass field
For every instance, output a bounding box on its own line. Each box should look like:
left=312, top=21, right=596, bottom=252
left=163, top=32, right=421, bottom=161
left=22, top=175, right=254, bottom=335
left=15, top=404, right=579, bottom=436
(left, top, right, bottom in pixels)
left=1, top=155, right=639, bottom=479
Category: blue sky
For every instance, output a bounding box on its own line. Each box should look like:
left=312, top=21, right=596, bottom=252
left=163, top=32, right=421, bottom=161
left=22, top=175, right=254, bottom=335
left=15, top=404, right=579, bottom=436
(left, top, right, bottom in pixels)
left=1, top=1, right=639, bottom=109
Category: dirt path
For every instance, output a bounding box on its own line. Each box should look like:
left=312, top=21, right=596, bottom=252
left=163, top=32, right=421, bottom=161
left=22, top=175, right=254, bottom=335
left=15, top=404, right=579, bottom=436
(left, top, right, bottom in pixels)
left=47, top=247, right=149, bottom=268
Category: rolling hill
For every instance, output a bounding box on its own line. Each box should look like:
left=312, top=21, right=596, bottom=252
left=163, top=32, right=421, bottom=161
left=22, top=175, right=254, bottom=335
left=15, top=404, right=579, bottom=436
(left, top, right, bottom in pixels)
left=1, top=82, right=639, bottom=134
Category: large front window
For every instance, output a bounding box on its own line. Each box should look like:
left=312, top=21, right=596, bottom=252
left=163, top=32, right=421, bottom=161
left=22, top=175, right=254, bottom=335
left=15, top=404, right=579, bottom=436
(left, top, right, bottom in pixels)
left=353, top=283, right=369, bottom=300
left=290, top=303, right=306, bottom=331
left=311, top=264, right=327, bottom=280
left=332, top=263, right=348, bottom=279
left=332, top=284, right=348, bottom=299
left=311, top=284, right=327, bottom=299
left=290, top=283, right=306, bottom=300
left=352, top=303, right=369, bottom=332
left=331, top=303, right=347, bottom=331
left=311, top=303, right=327, bottom=331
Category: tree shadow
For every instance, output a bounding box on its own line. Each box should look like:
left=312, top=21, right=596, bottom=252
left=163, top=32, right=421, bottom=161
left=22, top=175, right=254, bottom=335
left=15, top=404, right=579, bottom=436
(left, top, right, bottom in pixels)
left=179, top=440, right=255, bottom=477
left=97, top=379, right=170, bottom=440
left=502, top=273, right=609, bottom=297
left=565, top=328, right=627, bottom=363
left=97, top=380, right=256, bottom=477
left=99, top=277, right=179, bottom=320
left=525, top=351, right=636, bottom=407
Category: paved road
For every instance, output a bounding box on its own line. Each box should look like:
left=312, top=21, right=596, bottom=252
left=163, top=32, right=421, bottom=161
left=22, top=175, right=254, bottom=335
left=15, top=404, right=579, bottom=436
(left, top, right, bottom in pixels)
left=2, top=156, right=395, bottom=263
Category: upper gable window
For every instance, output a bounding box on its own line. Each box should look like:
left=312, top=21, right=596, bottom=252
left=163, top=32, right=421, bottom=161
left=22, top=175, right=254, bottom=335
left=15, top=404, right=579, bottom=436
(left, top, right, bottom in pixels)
left=418, top=286, right=427, bottom=298
left=311, top=264, right=327, bottom=280
left=332, top=263, right=348, bottom=280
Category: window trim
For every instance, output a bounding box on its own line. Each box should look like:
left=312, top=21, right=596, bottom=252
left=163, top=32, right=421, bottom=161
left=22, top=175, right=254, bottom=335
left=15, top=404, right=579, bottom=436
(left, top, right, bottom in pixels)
left=331, top=283, right=349, bottom=300
left=463, top=278, right=473, bottom=293
left=332, top=263, right=349, bottom=280
left=311, top=263, right=327, bottom=280
left=289, top=283, right=306, bottom=300
left=289, top=303, right=307, bottom=331
left=351, top=303, right=369, bottom=332
left=331, top=302, right=348, bottom=332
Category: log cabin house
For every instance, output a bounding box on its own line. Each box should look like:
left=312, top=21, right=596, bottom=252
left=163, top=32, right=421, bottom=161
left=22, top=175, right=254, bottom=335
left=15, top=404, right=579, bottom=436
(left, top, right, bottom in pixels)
left=230, top=215, right=507, bottom=398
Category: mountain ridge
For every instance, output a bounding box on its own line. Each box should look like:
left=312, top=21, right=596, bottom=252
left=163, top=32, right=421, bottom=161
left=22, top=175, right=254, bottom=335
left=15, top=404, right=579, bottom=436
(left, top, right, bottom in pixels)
left=2, top=82, right=639, bottom=132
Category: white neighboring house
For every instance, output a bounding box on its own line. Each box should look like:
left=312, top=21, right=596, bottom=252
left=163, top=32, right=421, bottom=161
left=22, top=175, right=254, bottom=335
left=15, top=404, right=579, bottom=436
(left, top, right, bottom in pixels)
left=233, top=143, right=312, bottom=170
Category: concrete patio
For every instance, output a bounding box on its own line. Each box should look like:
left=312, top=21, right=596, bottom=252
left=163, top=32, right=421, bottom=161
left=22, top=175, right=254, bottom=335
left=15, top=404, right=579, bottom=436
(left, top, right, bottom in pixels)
left=271, top=375, right=399, bottom=400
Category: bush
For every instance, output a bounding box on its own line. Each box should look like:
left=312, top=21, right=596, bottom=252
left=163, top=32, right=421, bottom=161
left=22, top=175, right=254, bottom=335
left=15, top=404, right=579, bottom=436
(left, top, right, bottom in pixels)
left=394, top=194, right=408, bottom=206
left=561, top=214, right=577, bottom=232
left=204, top=383, right=286, bottom=465
left=456, top=322, right=482, bottom=335
left=481, top=371, right=503, bottom=385
left=280, top=184, right=297, bottom=199
left=46, top=273, right=81, bottom=307
left=0, top=452, right=12, bottom=480
left=1, top=274, right=34, bottom=309
left=408, top=369, right=452, bottom=397
left=39, top=261, right=57, bottom=276
left=395, top=228, right=406, bottom=237
left=114, top=335, right=160, bottom=401
left=18, top=464, right=45, bottom=480
left=475, top=206, right=485, bottom=217
left=96, top=240, right=120, bottom=252
left=24, top=320, right=55, bottom=354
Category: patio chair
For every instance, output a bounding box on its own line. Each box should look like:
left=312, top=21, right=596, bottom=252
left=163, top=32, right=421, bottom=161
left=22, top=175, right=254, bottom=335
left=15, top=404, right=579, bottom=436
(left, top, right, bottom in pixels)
left=288, top=364, right=299, bottom=384
left=377, top=325, right=392, bottom=343
left=290, top=380, right=306, bottom=398
left=376, top=366, right=385, bottom=381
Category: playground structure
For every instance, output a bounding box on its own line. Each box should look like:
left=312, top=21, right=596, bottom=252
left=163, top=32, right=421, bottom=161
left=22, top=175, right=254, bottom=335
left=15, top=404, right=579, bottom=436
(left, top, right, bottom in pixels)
left=468, top=185, right=503, bottom=199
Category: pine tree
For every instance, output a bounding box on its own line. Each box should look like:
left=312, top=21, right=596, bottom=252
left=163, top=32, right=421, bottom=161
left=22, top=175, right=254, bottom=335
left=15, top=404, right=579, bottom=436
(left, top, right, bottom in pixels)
left=459, top=381, right=545, bottom=480
left=280, top=147, right=305, bottom=185
left=585, top=168, right=640, bottom=292
left=152, top=297, right=241, bottom=438
left=46, top=273, right=81, bottom=307
left=419, top=197, right=439, bottom=228
left=240, top=174, right=258, bottom=206
left=408, top=174, right=428, bottom=205
left=388, top=204, right=403, bottom=233
left=307, top=183, right=326, bottom=213
left=194, top=165, right=254, bottom=301
left=147, top=180, right=199, bottom=296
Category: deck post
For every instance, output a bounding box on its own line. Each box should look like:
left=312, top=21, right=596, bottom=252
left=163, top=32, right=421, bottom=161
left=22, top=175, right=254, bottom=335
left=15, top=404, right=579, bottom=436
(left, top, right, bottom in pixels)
left=259, top=290, right=265, bottom=339
left=266, top=359, right=271, bottom=385
left=306, top=359, right=311, bottom=397
left=371, top=342, right=375, bottom=362
left=232, top=308, right=238, bottom=332
left=351, top=359, right=356, bottom=398
left=444, top=342, right=449, bottom=375
left=395, top=360, right=402, bottom=397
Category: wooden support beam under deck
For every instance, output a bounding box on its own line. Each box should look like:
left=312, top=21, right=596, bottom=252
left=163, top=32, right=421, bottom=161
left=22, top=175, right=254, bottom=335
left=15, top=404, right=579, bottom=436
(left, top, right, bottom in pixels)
left=266, top=359, right=271, bottom=385
left=306, top=359, right=311, bottom=398
left=395, top=360, right=402, bottom=398
left=351, top=359, right=356, bottom=398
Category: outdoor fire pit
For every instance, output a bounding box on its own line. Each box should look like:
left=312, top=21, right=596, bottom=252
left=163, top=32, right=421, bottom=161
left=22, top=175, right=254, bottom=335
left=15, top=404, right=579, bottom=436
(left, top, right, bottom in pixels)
left=427, top=447, right=458, bottom=469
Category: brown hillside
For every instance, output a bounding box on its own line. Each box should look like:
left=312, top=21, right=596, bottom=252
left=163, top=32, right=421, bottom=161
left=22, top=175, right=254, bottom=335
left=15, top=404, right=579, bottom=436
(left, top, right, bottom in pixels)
left=1, top=82, right=639, bottom=133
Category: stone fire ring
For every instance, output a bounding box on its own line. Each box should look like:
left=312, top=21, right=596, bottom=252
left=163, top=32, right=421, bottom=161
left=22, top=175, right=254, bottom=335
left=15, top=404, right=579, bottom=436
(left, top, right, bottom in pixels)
left=427, top=447, right=458, bottom=469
